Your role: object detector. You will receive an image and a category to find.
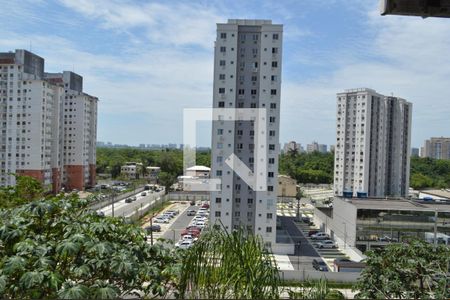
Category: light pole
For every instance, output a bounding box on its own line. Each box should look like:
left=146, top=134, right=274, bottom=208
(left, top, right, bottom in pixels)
left=296, top=240, right=301, bottom=271
left=111, top=189, right=116, bottom=217
left=343, top=222, right=347, bottom=249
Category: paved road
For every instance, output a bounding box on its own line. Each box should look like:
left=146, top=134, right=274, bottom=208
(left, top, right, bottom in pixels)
left=279, top=216, right=320, bottom=271
left=162, top=204, right=198, bottom=245
left=98, top=190, right=165, bottom=217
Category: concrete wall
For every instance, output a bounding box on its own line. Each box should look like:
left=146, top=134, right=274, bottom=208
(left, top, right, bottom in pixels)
left=272, top=243, right=295, bottom=255
left=280, top=270, right=360, bottom=282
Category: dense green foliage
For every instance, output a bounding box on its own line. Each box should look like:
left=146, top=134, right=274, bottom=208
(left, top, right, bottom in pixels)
left=354, top=239, right=450, bottom=299
left=97, top=148, right=450, bottom=188
left=96, top=148, right=210, bottom=179
left=0, top=190, right=180, bottom=298
left=0, top=175, right=43, bottom=209
left=410, top=156, right=450, bottom=189
left=288, top=278, right=345, bottom=299
left=279, top=152, right=334, bottom=184
left=178, top=226, right=281, bottom=299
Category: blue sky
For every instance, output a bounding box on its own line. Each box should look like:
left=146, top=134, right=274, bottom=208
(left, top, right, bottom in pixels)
left=1, top=0, right=450, bottom=148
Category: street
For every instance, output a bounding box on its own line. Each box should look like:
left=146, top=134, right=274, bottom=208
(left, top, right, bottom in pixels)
left=98, top=189, right=165, bottom=218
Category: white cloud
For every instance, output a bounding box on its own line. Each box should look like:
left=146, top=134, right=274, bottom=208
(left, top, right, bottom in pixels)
left=280, top=8, right=450, bottom=147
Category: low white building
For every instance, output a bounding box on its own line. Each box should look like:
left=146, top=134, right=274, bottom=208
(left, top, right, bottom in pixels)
left=185, top=165, right=210, bottom=178
left=145, top=166, right=161, bottom=183
left=120, top=162, right=143, bottom=180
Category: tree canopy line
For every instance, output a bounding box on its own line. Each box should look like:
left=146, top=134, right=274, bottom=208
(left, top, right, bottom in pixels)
left=97, top=147, right=450, bottom=189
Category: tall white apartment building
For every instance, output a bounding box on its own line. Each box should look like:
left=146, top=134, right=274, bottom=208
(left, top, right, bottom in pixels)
left=0, top=49, right=97, bottom=192
left=210, top=19, right=283, bottom=247
left=334, top=88, right=412, bottom=198
left=421, top=137, right=450, bottom=160
left=45, top=71, right=98, bottom=191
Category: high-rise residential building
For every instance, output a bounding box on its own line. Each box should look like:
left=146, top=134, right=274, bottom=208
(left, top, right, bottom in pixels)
left=0, top=49, right=98, bottom=192
left=306, top=141, right=327, bottom=153
left=210, top=19, right=283, bottom=247
left=45, top=71, right=98, bottom=191
left=283, top=141, right=301, bottom=154
left=421, top=137, right=450, bottom=160
left=334, top=88, right=412, bottom=198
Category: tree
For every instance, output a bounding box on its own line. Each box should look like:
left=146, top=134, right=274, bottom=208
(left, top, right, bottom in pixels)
left=0, top=193, right=180, bottom=299
left=354, top=239, right=450, bottom=299
left=0, top=175, right=43, bottom=209
left=177, top=226, right=281, bottom=299
left=159, top=171, right=176, bottom=194
left=288, top=278, right=345, bottom=299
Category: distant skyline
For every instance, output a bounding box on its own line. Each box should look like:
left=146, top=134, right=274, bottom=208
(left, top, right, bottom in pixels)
left=2, top=0, right=450, bottom=147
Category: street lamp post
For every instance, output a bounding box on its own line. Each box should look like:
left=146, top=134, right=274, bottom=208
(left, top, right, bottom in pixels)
left=111, top=190, right=116, bottom=217
left=343, top=222, right=347, bottom=249
left=296, top=240, right=301, bottom=271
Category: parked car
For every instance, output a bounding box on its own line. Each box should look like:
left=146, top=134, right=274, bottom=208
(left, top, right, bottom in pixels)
left=153, top=217, right=169, bottom=223
left=312, top=259, right=328, bottom=272
left=175, top=240, right=193, bottom=249
left=195, top=221, right=207, bottom=228
left=181, top=229, right=200, bottom=237
left=190, top=200, right=196, bottom=206
left=201, top=203, right=210, bottom=209
left=315, top=240, right=337, bottom=249
left=162, top=213, right=175, bottom=219
left=145, top=225, right=161, bottom=232
left=333, top=258, right=352, bottom=264
left=141, top=192, right=147, bottom=196
left=125, top=198, right=133, bottom=203
left=186, top=225, right=202, bottom=232
left=167, top=210, right=179, bottom=215
left=308, top=230, right=320, bottom=237
left=187, top=209, right=196, bottom=216
left=97, top=211, right=105, bottom=217
left=311, top=232, right=330, bottom=240
left=181, top=234, right=198, bottom=242
left=301, top=216, right=311, bottom=223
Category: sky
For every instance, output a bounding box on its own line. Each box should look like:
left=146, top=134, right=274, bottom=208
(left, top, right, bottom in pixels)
left=1, top=0, right=449, bottom=148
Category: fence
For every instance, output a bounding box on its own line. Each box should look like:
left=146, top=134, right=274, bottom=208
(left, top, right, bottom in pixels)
left=89, top=186, right=146, bottom=210
left=125, top=195, right=169, bottom=222
left=166, top=191, right=209, bottom=202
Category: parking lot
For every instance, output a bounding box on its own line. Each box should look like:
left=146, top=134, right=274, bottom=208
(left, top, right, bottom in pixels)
left=277, top=201, right=350, bottom=272
left=141, top=201, right=210, bottom=248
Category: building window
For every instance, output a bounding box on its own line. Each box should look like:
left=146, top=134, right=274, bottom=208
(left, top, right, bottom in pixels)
left=268, top=186, right=274, bottom=192
left=270, top=103, right=276, bottom=109
left=248, top=198, right=253, bottom=204
left=268, top=172, right=274, bottom=178
left=220, top=32, right=227, bottom=39
left=251, top=75, right=257, bottom=81
left=238, top=89, right=245, bottom=95
left=269, top=158, right=275, bottom=164
left=217, top=129, right=223, bottom=135
left=218, top=101, right=225, bottom=108
left=272, top=61, right=278, bottom=68
left=235, top=198, right=241, bottom=203
left=269, top=130, right=275, bottom=136
left=220, top=46, right=226, bottom=52
left=273, top=33, right=279, bottom=40
left=267, top=213, right=273, bottom=219
left=272, top=47, right=278, bottom=54
left=218, top=88, right=225, bottom=94
left=271, top=89, right=277, bottom=95
left=266, top=226, right=272, bottom=233
left=216, top=170, right=222, bottom=176
left=269, top=116, right=276, bottom=123
left=251, top=89, right=257, bottom=95
left=237, top=130, right=243, bottom=135
left=235, top=184, right=241, bottom=190
left=215, top=197, right=222, bottom=203
left=215, top=211, right=221, bottom=217
left=269, top=144, right=275, bottom=150
left=217, top=156, right=223, bottom=163
left=271, top=75, right=277, bottom=82
left=219, top=74, right=225, bottom=80
left=219, top=60, right=226, bottom=66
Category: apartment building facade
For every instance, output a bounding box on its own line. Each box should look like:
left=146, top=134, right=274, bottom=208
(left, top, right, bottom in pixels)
left=334, top=88, right=412, bottom=198
left=210, top=19, right=283, bottom=246
left=0, top=49, right=97, bottom=192
left=421, top=137, right=450, bottom=160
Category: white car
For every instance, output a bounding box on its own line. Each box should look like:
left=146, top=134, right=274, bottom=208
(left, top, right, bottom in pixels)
left=193, top=215, right=207, bottom=221
left=153, top=217, right=169, bottom=224
left=182, top=234, right=198, bottom=242
left=175, top=240, right=193, bottom=249
left=311, top=232, right=330, bottom=240
left=315, top=240, right=337, bottom=249
left=195, top=221, right=207, bottom=228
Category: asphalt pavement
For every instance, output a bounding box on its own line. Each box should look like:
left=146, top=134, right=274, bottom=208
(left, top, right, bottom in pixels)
left=98, top=190, right=165, bottom=217
left=162, top=203, right=198, bottom=244
left=279, top=216, right=320, bottom=271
